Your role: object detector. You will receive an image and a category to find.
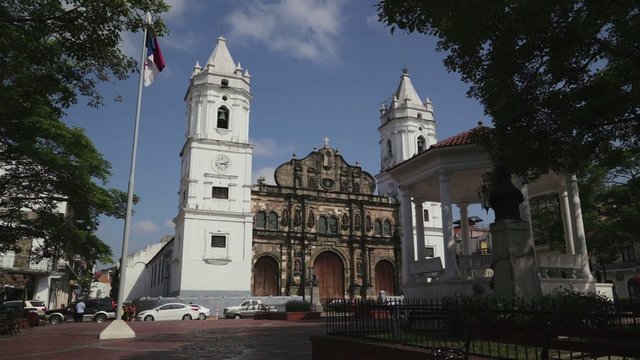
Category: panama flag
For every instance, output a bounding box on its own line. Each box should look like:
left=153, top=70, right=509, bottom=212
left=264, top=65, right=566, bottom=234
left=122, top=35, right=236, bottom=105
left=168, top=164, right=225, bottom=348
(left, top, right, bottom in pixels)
left=143, top=33, right=165, bottom=86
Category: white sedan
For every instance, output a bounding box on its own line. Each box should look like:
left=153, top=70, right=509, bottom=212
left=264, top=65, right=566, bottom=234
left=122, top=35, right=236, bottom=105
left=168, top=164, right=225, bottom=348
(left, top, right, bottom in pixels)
left=137, top=303, right=200, bottom=321
left=191, top=304, right=211, bottom=320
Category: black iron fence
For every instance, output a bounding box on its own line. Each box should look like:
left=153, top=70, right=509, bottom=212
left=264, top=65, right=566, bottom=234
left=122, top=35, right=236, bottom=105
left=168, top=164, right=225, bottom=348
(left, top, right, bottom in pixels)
left=325, top=297, right=640, bottom=359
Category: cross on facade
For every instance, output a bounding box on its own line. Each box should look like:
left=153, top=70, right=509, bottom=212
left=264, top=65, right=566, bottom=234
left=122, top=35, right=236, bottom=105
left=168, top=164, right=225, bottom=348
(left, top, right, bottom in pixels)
left=323, top=136, right=330, bottom=148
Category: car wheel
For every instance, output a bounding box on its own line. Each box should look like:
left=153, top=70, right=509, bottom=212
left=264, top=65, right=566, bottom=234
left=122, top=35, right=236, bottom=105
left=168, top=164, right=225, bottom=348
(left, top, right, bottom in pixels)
left=234, top=314, right=241, bottom=319
left=49, top=315, right=63, bottom=325
left=95, top=314, right=107, bottom=323
left=144, top=315, right=154, bottom=321
left=182, top=314, right=192, bottom=320
left=198, top=313, right=206, bottom=320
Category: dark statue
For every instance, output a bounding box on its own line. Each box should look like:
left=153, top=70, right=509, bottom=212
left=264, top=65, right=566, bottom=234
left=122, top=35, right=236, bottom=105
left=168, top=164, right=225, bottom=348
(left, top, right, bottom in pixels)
left=489, top=166, right=524, bottom=221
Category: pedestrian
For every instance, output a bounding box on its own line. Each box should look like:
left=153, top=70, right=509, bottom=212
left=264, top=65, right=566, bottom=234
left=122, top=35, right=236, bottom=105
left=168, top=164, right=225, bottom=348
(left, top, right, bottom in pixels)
left=129, top=303, right=136, bottom=321
left=75, top=299, right=86, bottom=322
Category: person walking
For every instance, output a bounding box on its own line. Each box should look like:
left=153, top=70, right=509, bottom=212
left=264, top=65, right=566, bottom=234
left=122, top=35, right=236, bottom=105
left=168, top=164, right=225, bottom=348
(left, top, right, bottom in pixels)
left=75, top=299, right=86, bottom=322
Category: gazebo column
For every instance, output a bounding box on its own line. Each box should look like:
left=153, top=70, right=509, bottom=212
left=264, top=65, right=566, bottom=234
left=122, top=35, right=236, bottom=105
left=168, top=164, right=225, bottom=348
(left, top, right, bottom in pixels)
left=399, top=187, right=415, bottom=285
left=439, top=172, right=457, bottom=279
left=565, top=175, right=592, bottom=279
left=414, top=199, right=426, bottom=260
left=559, top=187, right=576, bottom=255
left=459, top=203, right=471, bottom=255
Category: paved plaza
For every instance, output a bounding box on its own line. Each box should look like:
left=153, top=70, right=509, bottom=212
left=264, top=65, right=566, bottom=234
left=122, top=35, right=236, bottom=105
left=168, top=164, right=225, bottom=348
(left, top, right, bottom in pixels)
left=0, top=319, right=326, bottom=360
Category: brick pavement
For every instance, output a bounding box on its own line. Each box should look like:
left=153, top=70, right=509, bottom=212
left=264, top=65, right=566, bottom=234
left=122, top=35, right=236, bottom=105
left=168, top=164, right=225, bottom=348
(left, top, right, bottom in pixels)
left=0, top=319, right=326, bottom=360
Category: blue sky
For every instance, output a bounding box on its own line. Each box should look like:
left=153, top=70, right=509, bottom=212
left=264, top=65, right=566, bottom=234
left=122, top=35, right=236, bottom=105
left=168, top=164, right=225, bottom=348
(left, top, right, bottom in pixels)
left=64, top=0, right=492, bottom=264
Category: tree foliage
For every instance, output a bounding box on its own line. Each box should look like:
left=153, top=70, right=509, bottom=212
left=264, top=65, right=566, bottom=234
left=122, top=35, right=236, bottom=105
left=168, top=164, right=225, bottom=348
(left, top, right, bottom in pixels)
left=580, top=150, right=640, bottom=260
left=0, top=0, right=166, bottom=266
left=377, top=1, right=640, bottom=181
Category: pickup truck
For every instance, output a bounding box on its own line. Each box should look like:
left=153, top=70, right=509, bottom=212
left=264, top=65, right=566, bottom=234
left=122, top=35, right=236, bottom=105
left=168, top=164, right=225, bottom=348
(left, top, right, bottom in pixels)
left=223, top=300, right=268, bottom=318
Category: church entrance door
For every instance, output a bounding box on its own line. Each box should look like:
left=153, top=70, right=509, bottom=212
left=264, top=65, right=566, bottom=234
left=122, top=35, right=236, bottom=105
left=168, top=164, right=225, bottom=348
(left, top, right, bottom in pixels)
left=374, top=260, right=396, bottom=296
left=253, top=256, right=280, bottom=296
left=314, top=251, right=344, bottom=301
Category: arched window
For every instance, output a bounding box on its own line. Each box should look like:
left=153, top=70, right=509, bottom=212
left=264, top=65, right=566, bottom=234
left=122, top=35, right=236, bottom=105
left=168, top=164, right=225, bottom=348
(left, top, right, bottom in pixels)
left=383, top=220, right=392, bottom=236
left=354, top=214, right=361, bottom=231
left=366, top=215, right=372, bottom=232
left=374, top=220, right=382, bottom=236
left=268, top=211, right=278, bottom=230
left=217, top=106, right=229, bottom=129
left=318, top=216, right=328, bottom=234
left=386, top=139, right=393, bottom=157
left=328, top=216, right=338, bottom=234
left=417, top=135, right=426, bottom=153
left=255, top=211, right=266, bottom=229
left=423, top=209, right=429, bottom=222
left=353, top=183, right=360, bottom=193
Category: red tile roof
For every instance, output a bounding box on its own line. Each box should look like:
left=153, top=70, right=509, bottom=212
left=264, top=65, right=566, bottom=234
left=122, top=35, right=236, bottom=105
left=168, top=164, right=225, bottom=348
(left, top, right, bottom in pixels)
left=386, top=123, right=492, bottom=172
left=430, top=125, right=491, bottom=149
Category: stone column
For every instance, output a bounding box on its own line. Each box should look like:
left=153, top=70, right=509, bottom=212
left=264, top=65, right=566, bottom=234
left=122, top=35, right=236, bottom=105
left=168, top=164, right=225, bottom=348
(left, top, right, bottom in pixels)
left=565, top=175, right=592, bottom=278
left=414, top=200, right=426, bottom=260
left=439, top=172, right=456, bottom=279
left=558, top=188, right=575, bottom=255
left=399, top=187, right=415, bottom=285
left=459, top=203, right=471, bottom=255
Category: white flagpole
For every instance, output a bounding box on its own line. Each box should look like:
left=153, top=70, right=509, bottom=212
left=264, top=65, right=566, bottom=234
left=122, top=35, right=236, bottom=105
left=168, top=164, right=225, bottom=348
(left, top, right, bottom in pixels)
left=100, top=12, right=150, bottom=340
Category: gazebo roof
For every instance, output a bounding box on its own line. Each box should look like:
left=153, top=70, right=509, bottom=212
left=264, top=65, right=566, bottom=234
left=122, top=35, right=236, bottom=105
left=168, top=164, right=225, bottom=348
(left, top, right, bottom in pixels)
left=386, top=124, right=564, bottom=204
left=431, top=124, right=491, bottom=149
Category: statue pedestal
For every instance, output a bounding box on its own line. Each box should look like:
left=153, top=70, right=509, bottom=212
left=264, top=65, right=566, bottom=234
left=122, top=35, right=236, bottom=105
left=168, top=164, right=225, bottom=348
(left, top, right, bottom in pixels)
left=311, top=285, right=321, bottom=311
left=491, top=220, right=542, bottom=300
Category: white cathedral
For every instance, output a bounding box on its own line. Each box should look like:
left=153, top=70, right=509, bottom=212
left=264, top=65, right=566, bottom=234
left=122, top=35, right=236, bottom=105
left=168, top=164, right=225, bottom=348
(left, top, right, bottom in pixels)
left=124, top=36, right=445, bottom=300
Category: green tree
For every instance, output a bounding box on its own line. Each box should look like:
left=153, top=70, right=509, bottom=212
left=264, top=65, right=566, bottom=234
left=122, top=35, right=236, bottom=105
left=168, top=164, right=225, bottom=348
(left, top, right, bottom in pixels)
left=0, top=0, right=167, bottom=265
left=580, top=151, right=640, bottom=263
left=529, top=193, right=564, bottom=248
left=377, top=1, right=640, bottom=181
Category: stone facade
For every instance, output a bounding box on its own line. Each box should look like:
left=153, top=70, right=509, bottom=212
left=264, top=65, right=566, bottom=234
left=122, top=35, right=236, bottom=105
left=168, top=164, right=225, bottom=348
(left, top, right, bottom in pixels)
left=251, top=145, right=401, bottom=301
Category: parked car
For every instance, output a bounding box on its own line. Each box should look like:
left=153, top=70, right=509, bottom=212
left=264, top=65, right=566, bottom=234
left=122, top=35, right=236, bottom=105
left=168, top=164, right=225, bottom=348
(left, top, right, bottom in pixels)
left=223, top=299, right=263, bottom=317
left=1, top=300, right=47, bottom=318
left=45, top=297, right=116, bottom=324
left=383, top=297, right=404, bottom=306
left=324, top=299, right=356, bottom=312
left=191, top=304, right=211, bottom=320
left=224, top=303, right=270, bottom=319
left=136, top=303, right=200, bottom=321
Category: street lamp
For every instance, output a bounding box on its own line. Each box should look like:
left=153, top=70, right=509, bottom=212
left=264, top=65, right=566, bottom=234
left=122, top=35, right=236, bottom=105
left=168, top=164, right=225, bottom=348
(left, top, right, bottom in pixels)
left=300, top=241, right=315, bottom=303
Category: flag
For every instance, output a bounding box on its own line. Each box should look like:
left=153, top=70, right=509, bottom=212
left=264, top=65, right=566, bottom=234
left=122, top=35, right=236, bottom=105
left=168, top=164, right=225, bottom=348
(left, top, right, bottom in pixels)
left=143, top=33, right=165, bottom=86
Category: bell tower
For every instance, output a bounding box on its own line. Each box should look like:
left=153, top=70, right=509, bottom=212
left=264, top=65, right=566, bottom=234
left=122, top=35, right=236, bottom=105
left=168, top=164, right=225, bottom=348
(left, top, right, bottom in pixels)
left=172, top=36, right=254, bottom=297
left=375, top=69, right=443, bottom=265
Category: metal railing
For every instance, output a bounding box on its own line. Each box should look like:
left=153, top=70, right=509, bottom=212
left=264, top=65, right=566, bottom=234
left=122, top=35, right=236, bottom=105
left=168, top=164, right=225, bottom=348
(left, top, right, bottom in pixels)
left=325, top=297, right=640, bottom=359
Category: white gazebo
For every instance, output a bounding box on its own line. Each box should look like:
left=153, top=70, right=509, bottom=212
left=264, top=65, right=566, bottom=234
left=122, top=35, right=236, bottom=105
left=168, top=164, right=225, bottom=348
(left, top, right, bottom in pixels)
left=386, top=124, right=607, bottom=299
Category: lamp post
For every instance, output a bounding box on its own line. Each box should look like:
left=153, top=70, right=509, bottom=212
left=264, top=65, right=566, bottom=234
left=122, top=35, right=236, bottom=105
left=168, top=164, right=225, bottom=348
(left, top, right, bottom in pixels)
left=300, top=238, right=316, bottom=303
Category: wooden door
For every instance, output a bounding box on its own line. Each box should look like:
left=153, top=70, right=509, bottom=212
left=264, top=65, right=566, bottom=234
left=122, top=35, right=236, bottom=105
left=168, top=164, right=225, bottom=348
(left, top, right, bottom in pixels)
left=253, top=256, right=280, bottom=296
left=314, top=252, right=344, bottom=300
left=374, top=260, right=396, bottom=296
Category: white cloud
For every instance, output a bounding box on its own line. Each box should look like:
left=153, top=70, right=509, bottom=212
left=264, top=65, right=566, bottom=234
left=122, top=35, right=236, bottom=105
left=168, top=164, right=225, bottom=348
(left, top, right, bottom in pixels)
left=133, top=220, right=158, bottom=235
left=253, top=166, right=277, bottom=184
left=163, top=0, right=193, bottom=23
left=251, top=137, right=295, bottom=157
left=164, top=219, right=175, bottom=228
left=228, top=0, right=345, bottom=64
left=365, top=13, right=379, bottom=27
